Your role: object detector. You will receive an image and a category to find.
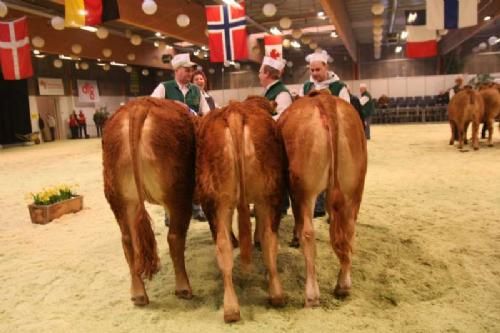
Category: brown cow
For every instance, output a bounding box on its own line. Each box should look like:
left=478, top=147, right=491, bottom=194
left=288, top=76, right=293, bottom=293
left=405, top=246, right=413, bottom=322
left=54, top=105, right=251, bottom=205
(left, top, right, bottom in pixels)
left=448, top=88, right=485, bottom=150
left=196, top=97, right=285, bottom=322
left=277, top=91, right=367, bottom=306
left=102, top=97, right=195, bottom=306
left=479, top=87, right=500, bottom=146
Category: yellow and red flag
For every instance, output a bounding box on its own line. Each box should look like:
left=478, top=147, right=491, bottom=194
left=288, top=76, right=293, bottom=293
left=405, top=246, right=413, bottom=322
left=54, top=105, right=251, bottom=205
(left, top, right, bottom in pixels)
left=65, top=0, right=119, bottom=28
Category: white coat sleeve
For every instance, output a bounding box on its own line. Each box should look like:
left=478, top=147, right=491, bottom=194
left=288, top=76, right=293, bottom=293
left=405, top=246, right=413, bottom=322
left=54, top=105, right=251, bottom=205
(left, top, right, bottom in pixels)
left=151, top=84, right=165, bottom=98
left=339, top=87, right=350, bottom=103
left=359, top=96, right=370, bottom=106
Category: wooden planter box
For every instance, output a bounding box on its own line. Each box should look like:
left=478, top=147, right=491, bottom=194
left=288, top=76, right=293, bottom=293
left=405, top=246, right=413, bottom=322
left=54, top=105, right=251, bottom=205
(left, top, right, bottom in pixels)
left=28, top=195, right=83, bottom=225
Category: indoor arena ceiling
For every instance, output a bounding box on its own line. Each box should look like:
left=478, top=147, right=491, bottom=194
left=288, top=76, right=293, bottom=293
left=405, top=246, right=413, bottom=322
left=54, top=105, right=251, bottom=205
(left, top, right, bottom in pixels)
left=1, top=0, right=499, bottom=69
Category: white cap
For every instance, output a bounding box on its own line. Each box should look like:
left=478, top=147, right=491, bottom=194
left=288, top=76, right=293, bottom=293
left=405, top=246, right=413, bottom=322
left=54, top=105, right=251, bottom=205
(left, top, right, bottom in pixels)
left=171, top=53, right=196, bottom=70
left=262, top=56, right=285, bottom=71
left=305, top=50, right=330, bottom=64
left=360, top=83, right=367, bottom=88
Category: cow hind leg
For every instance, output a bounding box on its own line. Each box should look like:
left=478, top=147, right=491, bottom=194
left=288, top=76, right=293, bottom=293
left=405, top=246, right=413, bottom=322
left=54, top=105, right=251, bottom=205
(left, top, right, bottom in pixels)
left=237, top=203, right=252, bottom=272
left=487, top=119, right=494, bottom=147
left=214, top=208, right=240, bottom=323
left=449, top=121, right=457, bottom=145
left=255, top=203, right=285, bottom=307
left=167, top=203, right=193, bottom=299
left=329, top=201, right=356, bottom=298
left=471, top=121, right=480, bottom=150
left=296, top=195, right=320, bottom=307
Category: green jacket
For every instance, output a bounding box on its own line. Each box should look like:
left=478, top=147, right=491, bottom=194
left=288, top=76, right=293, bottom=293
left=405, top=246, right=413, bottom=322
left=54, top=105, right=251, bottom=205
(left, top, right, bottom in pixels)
left=265, top=80, right=292, bottom=102
left=361, top=91, right=374, bottom=118
left=162, top=80, right=201, bottom=113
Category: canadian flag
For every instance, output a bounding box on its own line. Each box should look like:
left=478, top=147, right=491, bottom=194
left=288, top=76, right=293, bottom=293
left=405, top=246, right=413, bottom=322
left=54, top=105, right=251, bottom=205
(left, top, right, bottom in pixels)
left=264, top=35, right=283, bottom=60
left=0, top=17, right=33, bottom=80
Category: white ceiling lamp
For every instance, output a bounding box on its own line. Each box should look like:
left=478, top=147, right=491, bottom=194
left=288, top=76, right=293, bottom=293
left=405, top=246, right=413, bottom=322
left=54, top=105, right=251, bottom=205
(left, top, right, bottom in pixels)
left=291, top=28, right=302, bottom=39
left=309, top=42, right=318, bottom=49
left=130, top=34, right=142, bottom=46
left=291, top=40, right=301, bottom=48
left=31, top=36, right=45, bottom=48
left=373, top=16, right=384, bottom=27
left=124, top=66, right=132, bottom=73
left=262, top=3, right=277, bottom=17
left=317, top=11, right=326, bottom=20
left=127, top=53, right=136, bottom=61
left=80, top=62, right=89, bottom=70
left=270, top=26, right=282, bottom=35
left=103, top=64, right=111, bottom=71
left=53, top=59, right=63, bottom=68
left=371, top=3, right=384, bottom=16
left=330, top=31, right=338, bottom=38
left=373, top=26, right=383, bottom=35
left=142, top=0, right=158, bottom=15
left=177, top=14, right=190, bottom=27
left=483, top=16, right=491, bottom=21
left=80, top=26, right=98, bottom=32
left=488, top=36, right=498, bottom=46
left=478, top=42, right=487, bottom=50
left=208, top=68, right=215, bottom=74
left=96, top=27, right=109, bottom=39
left=279, top=17, right=292, bottom=29
left=0, top=1, right=7, bottom=18
left=142, top=69, right=149, bottom=76
left=282, top=38, right=291, bottom=48
left=51, top=16, right=65, bottom=30
left=157, top=70, right=164, bottom=77
left=286, top=61, right=293, bottom=68
left=301, top=36, right=311, bottom=44
left=395, top=46, right=402, bottom=53
left=400, top=30, right=408, bottom=40
left=33, top=50, right=40, bottom=55
left=102, top=48, right=112, bottom=58
left=71, top=44, right=82, bottom=54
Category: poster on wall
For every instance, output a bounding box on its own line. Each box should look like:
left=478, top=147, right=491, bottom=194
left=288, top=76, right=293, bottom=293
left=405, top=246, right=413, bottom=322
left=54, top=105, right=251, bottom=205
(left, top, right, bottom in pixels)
left=38, top=77, right=64, bottom=95
left=77, top=80, right=100, bottom=103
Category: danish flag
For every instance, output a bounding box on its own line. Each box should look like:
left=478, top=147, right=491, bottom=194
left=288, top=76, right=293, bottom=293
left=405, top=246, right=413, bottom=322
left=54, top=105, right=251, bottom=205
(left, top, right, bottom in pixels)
left=0, top=17, right=33, bottom=80
left=205, top=1, right=248, bottom=62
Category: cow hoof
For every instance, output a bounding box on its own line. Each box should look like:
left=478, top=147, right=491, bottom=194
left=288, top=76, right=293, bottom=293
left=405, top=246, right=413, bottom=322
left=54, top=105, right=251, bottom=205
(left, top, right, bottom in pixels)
left=488, top=143, right=494, bottom=147
left=304, top=297, right=320, bottom=308
left=333, top=284, right=351, bottom=299
left=473, top=146, right=479, bottom=151
left=224, top=310, right=241, bottom=323
left=175, top=289, right=193, bottom=299
left=448, top=141, right=454, bottom=145
left=131, top=295, right=149, bottom=306
left=269, top=295, right=286, bottom=307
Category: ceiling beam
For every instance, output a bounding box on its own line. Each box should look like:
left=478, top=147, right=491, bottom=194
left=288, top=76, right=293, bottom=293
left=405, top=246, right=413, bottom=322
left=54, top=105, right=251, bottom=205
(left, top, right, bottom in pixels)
left=51, top=0, right=208, bottom=46
left=319, top=0, right=358, bottom=62
left=439, top=2, right=500, bottom=55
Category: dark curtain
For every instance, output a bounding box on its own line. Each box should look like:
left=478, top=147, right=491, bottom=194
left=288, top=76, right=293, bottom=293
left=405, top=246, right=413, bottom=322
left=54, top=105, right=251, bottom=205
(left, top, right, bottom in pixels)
left=0, top=71, right=32, bottom=144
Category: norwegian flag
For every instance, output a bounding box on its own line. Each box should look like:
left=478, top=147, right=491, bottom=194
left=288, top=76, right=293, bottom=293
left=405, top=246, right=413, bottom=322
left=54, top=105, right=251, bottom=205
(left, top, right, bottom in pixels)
left=205, top=1, right=248, bottom=62
left=0, top=17, right=33, bottom=80
left=264, top=35, right=283, bottom=60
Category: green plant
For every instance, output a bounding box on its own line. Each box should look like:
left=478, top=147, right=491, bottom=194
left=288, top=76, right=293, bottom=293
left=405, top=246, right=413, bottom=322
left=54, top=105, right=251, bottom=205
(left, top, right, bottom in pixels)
left=27, top=184, right=79, bottom=206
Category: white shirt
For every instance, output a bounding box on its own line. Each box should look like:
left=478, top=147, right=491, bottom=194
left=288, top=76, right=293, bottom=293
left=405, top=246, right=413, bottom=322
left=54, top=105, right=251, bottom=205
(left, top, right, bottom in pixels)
left=47, top=115, right=56, bottom=127
left=201, top=90, right=219, bottom=109
left=151, top=80, right=211, bottom=115
left=359, top=95, right=370, bottom=106
left=299, top=71, right=350, bottom=103
left=264, top=80, right=293, bottom=120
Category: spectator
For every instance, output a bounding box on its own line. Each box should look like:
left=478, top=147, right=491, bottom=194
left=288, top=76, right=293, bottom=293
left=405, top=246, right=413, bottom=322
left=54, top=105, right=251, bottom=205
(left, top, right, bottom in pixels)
left=69, top=112, right=79, bottom=139
left=47, top=114, right=56, bottom=141
left=78, top=110, right=88, bottom=139
left=448, top=76, right=464, bottom=100
left=359, top=83, right=375, bottom=140
left=93, top=109, right=103, bottom=138
left=192, top=70, right=218, bottom=111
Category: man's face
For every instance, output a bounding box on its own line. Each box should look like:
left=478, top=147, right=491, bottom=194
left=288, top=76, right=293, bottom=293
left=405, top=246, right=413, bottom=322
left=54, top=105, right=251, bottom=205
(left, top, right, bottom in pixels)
left=360, top=87, right=366, bottom=94
left=309, top=61, right=328, bottom=82
left=258, top=66, right=270, bottom=88
left=456, top=78, right=463, bottom=86
left=175, top=66, right=194, bottom=84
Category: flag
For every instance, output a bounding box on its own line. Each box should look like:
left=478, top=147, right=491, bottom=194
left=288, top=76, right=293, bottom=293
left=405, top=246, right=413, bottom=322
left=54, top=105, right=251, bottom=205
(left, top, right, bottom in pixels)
left=426, top=0, right=477, bottom=30
left=65, top=0, right=120, bottom=28
left=0, top=17, right=33, bottom=80
left=264, top=35, right=282, bottom=60
left=406, top=25, right=437, bottom=58
left=205, top=1, right=248, bottom=62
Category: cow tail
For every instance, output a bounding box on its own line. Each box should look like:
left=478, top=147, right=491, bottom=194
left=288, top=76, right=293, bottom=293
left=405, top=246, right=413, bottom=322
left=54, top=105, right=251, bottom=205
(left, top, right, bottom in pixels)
left=320, top=98, right=348, bottom=256
left=128, top=101, right=159, bottom=280
left=226, top=107, right=252, bottom=267
left=467, top=89, right=475, bottom=105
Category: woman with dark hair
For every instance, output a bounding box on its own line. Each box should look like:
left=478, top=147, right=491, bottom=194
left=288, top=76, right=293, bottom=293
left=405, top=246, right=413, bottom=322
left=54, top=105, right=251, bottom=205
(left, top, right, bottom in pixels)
left=192, top=70, right=218, bottom=112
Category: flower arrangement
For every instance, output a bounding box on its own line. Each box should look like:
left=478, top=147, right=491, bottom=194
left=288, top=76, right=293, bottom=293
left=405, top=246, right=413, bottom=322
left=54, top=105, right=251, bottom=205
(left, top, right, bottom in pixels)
left=27, top=183, right=79, bottom=206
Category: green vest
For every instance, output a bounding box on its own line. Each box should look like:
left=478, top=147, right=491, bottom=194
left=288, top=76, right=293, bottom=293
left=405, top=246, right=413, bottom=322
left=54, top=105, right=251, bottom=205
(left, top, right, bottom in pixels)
left=265, top=81, right=291, bottom=101
left=303, top=80, right=346, bottom=97
left=162, top=80, right=201, bottom=113
left=361, top=91, right=375, bottom=117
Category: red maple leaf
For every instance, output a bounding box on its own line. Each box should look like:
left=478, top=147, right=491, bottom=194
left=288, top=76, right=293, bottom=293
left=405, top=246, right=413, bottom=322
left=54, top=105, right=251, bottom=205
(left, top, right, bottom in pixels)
left=270, top=49, right=281, bottom=59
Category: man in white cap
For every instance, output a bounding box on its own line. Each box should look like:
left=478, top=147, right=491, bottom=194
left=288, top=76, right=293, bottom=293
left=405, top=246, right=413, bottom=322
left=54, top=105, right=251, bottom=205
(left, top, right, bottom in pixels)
left=151, top=53, right=210, bottom=116
left=359, top=83, right=374, bottom=140
left=259, top=56, right=293, bottom=120
left=300, top=50, right=350, bottom=103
